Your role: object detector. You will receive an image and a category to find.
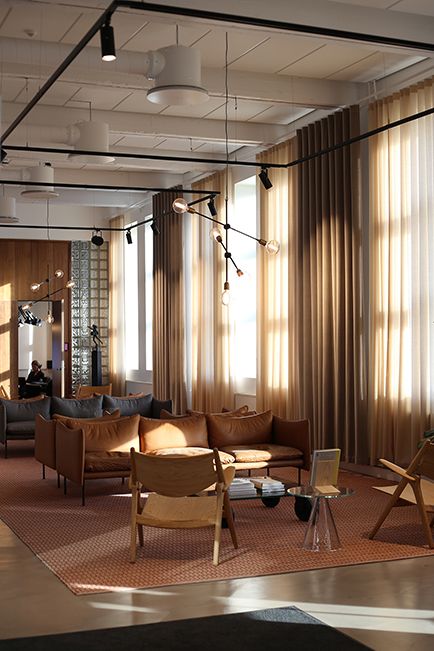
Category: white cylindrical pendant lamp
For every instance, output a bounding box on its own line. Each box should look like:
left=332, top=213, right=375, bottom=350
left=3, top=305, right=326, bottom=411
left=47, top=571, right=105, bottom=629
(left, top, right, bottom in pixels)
left=68, top=121, right=115, bottom=164
left=21, top=163, right=59, bottom=199
left=146, top=46, right=208, bottom=105
left=0, top=196, right=18, bottom=223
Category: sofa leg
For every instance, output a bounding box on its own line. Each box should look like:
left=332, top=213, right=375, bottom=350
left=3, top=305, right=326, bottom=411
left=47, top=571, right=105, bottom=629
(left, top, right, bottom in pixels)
left=42, top=464, right=46, bottom=479
left=297, top=468, right=301, bottom=485
left=4, top=439, right=7, bottom=459
left=266, top=467, right=270, bottom=476
left=57, top=473, right=60, bottom=488
left=121, top=477, right=125, bottom=485
left=63, top=477, right=67, bottom=495
left=81, top=482, right=85, bottom=507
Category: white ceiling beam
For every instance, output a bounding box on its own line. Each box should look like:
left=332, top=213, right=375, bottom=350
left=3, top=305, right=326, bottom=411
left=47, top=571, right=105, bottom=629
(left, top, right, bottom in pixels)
left=1, top=102, right=291, bottom=145
left=0, top=37, right=363, bottom=108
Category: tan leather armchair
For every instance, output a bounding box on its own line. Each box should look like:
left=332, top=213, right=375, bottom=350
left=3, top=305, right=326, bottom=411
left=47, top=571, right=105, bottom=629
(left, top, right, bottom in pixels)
left=56, top=413, right=140, bottom=505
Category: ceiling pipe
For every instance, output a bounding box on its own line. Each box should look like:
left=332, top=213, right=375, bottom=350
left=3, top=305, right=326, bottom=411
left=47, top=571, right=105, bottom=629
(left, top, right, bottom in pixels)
left=2, top=0, right=434, bottom=146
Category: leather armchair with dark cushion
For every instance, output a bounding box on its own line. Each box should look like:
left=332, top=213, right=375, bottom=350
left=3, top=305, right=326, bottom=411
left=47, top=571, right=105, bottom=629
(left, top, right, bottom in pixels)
left=0, top=397, right=51, bottom=458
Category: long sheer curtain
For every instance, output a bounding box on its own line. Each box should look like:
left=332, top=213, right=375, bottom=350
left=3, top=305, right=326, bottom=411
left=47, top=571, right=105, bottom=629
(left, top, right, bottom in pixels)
left=109, top=214, right=126, bottom=396
left=152, top=188, right=187, bottom=414
left=369, top=79, right=434, bottom=465
left=297, top=106, right=366, bottom=462
left=189, top=171, right=234, bottom=411
left=256, top=140, right=301, bottom=418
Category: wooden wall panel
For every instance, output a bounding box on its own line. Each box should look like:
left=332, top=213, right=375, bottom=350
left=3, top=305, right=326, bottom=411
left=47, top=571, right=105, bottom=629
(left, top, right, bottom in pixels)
left=0, top=240, right=72, bottom=398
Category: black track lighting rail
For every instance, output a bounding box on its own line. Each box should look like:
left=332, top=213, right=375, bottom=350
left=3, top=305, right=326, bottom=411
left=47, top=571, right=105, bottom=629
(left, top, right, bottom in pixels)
left=0, top=176, right=220, bottom=196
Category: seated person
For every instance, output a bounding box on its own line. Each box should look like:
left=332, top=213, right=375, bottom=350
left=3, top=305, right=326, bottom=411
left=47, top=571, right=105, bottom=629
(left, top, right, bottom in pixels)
left=24, top=361, right=50, bottom=398
left=26, top=360, right=47, bottom=384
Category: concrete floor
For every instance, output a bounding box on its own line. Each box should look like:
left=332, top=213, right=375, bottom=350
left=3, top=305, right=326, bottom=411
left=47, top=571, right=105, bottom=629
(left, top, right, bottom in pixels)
left=1, top=514, right=433, bottom=650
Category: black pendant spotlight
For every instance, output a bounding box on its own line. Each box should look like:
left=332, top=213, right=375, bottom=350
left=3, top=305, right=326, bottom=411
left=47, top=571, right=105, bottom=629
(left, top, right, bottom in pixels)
left=207, top=195, right=218, bottom=217
left=91, top=229, right=104, bottom=246
left=258, top=167, right=273, bottom=190
left=100, top=15, right=116, bottom=62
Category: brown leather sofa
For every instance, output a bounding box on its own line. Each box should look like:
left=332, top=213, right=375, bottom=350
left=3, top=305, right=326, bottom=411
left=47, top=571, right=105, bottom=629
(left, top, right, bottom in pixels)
left=139, top=410, right=311, bottom=481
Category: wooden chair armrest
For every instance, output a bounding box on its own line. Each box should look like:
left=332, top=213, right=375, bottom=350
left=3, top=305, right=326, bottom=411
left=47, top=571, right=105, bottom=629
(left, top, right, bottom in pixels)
left=379, top=458, right=416, bottom=481
left=222, top=465, right=236, bottom=489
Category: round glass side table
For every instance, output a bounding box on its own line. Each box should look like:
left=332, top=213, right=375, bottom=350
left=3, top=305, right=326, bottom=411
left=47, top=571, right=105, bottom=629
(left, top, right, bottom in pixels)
left=287, top=486, right=354, bottom=552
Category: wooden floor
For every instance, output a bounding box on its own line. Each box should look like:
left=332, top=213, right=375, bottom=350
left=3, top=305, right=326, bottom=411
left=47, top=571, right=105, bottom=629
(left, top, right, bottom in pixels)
left=1, top=516, right=433, bottom=649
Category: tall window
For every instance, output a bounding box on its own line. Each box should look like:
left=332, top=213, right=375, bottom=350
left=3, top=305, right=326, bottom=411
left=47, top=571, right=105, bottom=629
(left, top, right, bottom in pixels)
left=124, top=220, right=139, bottom=371
left=144, top=220, right=153, bottom=371
left=231, top=176, right=257, bottom=380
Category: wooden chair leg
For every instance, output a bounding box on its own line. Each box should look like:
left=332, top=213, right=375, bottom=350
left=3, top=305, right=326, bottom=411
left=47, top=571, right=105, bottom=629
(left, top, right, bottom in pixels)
left=369, top=478, right=408, bottom=540
left=213, top=517, right=222, bottom=566
left=223, top=493, right=238, bottom=549
left=412, top=480, right=434, bottom=549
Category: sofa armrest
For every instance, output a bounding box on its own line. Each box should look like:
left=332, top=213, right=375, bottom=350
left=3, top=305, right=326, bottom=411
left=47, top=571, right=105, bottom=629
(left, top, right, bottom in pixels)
left=272, top=416, right=311, bottom=471
left=34, top=415, right=56, bottom=469
left=55, top=422, right=85, bottom=485
left=0, top=404, right=6, bottom=443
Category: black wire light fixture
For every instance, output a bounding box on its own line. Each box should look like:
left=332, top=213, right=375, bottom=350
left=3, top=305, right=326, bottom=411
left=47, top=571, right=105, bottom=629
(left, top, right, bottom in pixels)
left=91, top=229, right=104, bottom=246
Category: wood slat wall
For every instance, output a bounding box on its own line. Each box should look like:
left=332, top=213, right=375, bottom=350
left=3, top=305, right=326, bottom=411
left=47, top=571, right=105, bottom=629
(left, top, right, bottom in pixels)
left=0, top=240, right=72, bottom=398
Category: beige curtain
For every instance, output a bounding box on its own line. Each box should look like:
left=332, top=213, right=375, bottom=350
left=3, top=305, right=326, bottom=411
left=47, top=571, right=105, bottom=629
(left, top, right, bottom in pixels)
left=189, top=171, right=234, bottom=412
left=152, top=188, right=187, bottom=414
left=109, top=214, right=126, bottom=396
left=297, top=106, right=366, bottom=462
left=256, top=140, right=301, bottom=418
left=369, top=79, right=434, bottom=465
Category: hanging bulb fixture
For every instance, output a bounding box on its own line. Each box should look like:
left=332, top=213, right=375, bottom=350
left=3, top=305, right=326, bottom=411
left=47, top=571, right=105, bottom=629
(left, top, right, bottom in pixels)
left=46, top=310, right=55, bottom=325
left=65, top=279, right=75, bottom=289
left=210, top=225, right=223, bottom=242
left=221, top=281, right=230, bottom=306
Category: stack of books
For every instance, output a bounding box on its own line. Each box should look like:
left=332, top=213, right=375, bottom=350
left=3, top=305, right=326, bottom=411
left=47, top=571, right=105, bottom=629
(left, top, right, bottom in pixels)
left=228, top=478, right=257, bottom=497
left=250, top=477, right=285, bottom=494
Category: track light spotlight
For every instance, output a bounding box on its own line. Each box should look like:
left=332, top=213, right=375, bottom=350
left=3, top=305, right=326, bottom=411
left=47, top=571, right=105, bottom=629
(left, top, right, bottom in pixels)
left=258, top=167, right=273, bottom=190
left=91, top=229, right=104, bottom=246
left=126, top=229, right=133, bottom=244
left=100, top=16, right=116, bottom=62
left=207, top=196, right=217, bottom=217
left=150, top=221, right=160, bottom=236
left=1, top=148, right=9, bottom=164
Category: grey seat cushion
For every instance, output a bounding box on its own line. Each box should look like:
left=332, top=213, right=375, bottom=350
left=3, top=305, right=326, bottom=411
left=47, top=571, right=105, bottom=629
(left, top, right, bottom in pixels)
left=1, top=397, right=51, bottom=422
left=103, top=394, right=153, bottom=417
left=7, top=420, right=36, bottom=435
left=50, top=395, right=103, bottom=418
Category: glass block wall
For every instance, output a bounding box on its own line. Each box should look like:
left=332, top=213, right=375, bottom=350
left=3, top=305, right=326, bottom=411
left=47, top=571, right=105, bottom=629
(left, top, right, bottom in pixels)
left=71, top=241, right=110, bottom=391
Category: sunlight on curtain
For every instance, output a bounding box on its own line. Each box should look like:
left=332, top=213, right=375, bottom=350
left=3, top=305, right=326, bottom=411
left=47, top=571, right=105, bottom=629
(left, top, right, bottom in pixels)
left=256, top=140, right=300, bottom=418
left=369, top=79, right=434, bottom=465
left=109, top=214, right=126, bottom=396
left=189, top=171, right=234, bottom=412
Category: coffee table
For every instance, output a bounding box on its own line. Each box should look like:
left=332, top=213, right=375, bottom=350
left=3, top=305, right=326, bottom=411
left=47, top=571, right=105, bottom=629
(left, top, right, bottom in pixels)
left=221, top=477, right=313, bottom=522
left=287, top=485, right=354, bottom=551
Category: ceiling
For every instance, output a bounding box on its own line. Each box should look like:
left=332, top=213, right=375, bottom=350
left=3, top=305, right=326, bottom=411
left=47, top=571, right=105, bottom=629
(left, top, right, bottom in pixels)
left=0, top=0, right=433, bottom=213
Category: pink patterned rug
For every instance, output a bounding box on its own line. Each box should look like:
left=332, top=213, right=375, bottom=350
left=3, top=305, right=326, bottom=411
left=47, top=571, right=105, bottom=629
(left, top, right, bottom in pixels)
left=1, top=442, right=433, bottom=595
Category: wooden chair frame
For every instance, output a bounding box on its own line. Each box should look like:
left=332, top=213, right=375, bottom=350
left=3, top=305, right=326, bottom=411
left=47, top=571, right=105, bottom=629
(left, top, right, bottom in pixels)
left=130, top=448, right=238, bottom=565
left=369, top=440, right=434, bottom=548
left=76, top=383, right=112, bottom=398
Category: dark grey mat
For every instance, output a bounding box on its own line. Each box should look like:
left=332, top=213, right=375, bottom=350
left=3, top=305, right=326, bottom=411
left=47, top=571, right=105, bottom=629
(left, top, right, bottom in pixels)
left=0, top=606, right=371, bottom=650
